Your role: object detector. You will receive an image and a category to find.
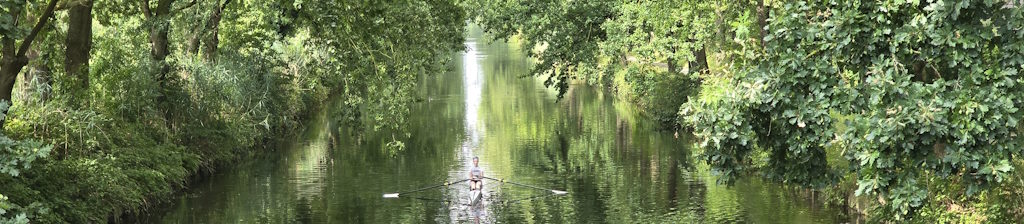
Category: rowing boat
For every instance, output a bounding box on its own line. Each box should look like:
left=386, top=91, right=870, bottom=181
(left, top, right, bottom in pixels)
left=383, top=176, right=567, bottom=206
left=470, top=189, right=483, bottom=206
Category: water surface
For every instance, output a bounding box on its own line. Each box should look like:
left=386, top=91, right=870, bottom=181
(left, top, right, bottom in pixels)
left=149, top=26, right=844, bottom=223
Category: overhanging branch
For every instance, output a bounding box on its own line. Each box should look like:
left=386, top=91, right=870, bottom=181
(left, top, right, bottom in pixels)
left=16, top=0, right=59, bottom=57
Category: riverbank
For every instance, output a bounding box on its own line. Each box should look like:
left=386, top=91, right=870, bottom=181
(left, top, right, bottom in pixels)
left=0, top=2, right=468, bottom=223
left=568, top=47, right=1024, bottom=222
left=468, top=1, right=1024, bottom=221
left=0, top=51, right=335, bottom=223
left=144, top=28, right=848, bottom=223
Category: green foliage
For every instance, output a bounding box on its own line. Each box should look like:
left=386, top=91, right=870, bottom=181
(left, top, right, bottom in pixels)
left=5, top=103, right=110, bottom=157
left=467, top=0, right=618, bottom=97
left=174, top=56, right=264, bottom=163
left=995, top=159, right=1024, bottom=221
left=299, top=0, right=467, bottom=153
left=0, top=192, right=45, bottom=224
left=600, top=0, right=716, bottom=70
left=468, top=0, right=735, bottom=134
left=682, top=78, right=762, bottom=184
left=910, top=173, right=1000, bottom=223
left=3, top=100, right=201, bottom=223
left=90, top=19, right=164, bottom=123
left=0, top=0, right=30, bottom=40
left=1, top=0, right=468, bottom=223
left=0, top=131, right=50, bottom=178
left=684, top=0, right=1024, bottom=221
left=0, top=101, right=51, bottom=177
left=0, top=101, right=51, bottom=223
left=618, top=65, right=700, bottom=129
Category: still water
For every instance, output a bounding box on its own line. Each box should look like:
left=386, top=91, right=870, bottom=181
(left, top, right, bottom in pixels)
left=149, top=26, right=844, bottom=223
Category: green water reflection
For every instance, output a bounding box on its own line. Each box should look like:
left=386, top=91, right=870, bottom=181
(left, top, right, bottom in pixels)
left=148, top=25, right=844, bottom=223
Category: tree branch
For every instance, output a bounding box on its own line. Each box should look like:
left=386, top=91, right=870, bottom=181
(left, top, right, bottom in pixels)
left=16, top=0, right=59, bottom=57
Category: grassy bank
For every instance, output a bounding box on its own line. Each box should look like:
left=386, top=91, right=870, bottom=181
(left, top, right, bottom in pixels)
left=0, top=32, right=334, bottom=223
left=0, top=1, right=467, bottom=223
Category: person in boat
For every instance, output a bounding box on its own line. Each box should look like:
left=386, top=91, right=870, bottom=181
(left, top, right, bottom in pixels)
left=469, top=156, right=483, bottom=191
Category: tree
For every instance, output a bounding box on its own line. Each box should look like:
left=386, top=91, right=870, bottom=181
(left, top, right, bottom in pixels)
left=683, top=0, right=1024, bottom=220
left=181, top=0, right=231, bottom=61
left=0, top=0, right=60, bottom=128
left=297, top=0, right=467, bottom=153
left=200, top=0, right=230, bottom=62
left=138, top=0, right=196, bottom=125
left=601, top=0, right=714, bottom=74
left=468, top=0, right=618, bottom=98
left=65, top=0, right=93, bottom=105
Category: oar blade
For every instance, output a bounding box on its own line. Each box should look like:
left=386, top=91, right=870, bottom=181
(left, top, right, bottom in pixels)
left=383, top=193, right=400, bottom=198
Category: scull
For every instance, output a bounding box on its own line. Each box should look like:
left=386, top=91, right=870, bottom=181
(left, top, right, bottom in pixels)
left=382, top=179, right=469, bottom=200
left=383, top=176, right=567, bottom=205
left=470, top=188, right=483, bottom=206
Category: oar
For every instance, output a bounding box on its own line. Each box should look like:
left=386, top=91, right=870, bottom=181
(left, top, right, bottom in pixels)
left=482, top=176, right=568, bottom=195
left=407, top=196, right=475, bottom=206
left=383, top=178, right=470, bottom=198
left=501, top=192, right=561, bottom=204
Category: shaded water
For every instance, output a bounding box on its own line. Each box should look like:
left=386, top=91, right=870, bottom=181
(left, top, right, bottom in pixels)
left=149, top=26, right=844, bottom=223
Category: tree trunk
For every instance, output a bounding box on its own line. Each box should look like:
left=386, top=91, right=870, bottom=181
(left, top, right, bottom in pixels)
left=0, top=48, right=29, bottom=106
left=714, top=8, right=727, bottom=62
left=0, top=0, right=59, bottom=128
left=143, top=0, right=177, bottom=125
left=667, top=57, right=677, bottom=74
left=666, top=24, right=678, bottom=74
left=667, top=43, right=677, bottom=74
left=185, top=10, right=203, bottom=57
left=145, top=0, right=176, bottom=62
left=202, top=0, right=231, bottom=62
left=186, top=33, right=201, bottom=56
left=149, top=21, right=172, bottom=123
left=149, top=23, right=171, bottom=69
left=149, top=25, right=171, bottom=62
left=688, top=46, right=708, bottom=74
left=757, top=0, right=768, bottom=48
left=1, top=46, right=30, bottom=128
left=65, top=0, right=93, bottom=106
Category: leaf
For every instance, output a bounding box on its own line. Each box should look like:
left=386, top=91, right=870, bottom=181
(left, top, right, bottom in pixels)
left=995, top=160, right=1013, bottom=173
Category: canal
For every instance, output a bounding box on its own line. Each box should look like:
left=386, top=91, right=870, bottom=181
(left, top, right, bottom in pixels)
left=147, top=25, right=844, bottom=223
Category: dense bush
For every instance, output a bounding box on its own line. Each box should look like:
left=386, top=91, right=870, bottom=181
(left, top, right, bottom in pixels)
left=1, top=42, right=326, bottom=224
left=0, top=102, right=52, bottom=224
left=470, top=0, right=1024, bottom=222
left=683, top=0, right=1024, bottom=221
left=613, top=65, right=700, bottom=130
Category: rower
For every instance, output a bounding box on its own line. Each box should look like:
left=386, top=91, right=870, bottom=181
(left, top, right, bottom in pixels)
left=469, top=156, right=483, bottom=190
